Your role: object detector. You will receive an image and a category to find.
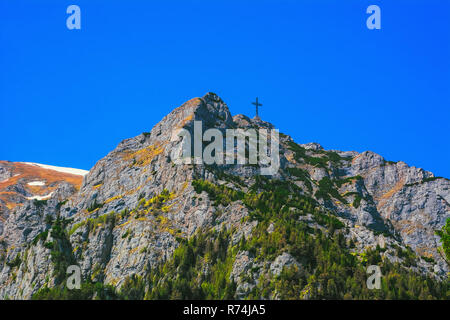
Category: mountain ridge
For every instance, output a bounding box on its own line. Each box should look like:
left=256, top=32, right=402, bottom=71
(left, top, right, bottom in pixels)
left=0, top=92, right=448, bottom=299
left=0, top=161, right=86, bottom=220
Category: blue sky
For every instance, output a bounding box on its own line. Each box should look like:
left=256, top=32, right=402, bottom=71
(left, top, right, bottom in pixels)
left=1, top=0, right=449, bottom=178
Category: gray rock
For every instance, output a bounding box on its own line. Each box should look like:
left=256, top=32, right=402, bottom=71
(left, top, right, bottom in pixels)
left=270, top=252, right=301, bottom=276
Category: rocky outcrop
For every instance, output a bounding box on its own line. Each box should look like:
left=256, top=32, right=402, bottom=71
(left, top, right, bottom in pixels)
left=270, top=253, right=301, bottom=276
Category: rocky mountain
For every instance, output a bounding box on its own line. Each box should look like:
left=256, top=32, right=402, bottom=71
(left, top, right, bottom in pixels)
left=0, top=161, right=87, bottom=235
left=0, top=93, right=448, bottom=300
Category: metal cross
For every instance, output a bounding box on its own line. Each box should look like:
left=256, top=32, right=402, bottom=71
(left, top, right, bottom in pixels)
left=252, top=97, right=262, bottom=118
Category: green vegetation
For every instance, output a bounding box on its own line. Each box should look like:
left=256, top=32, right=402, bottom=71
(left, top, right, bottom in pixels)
left=315, top=177, right=347, bottom=204
left=146, top=228, right=237, bottom=299
left=192, top=180, right=244, bottom=206
left=56, top=199, right=68, bottom=211
left=334, top=176, right=363, bottom=188
left=134, top=189, right=176, bottom=218
left=122, top=229, right=131, bottom=239
left=48, top=217, right=77, bottom=284
left=286, top=167, right=312, bottom=192
left=435, top=217, right=450, bottom=263
left=32, top=281, right=119, bottom=300
left=405, top=176, right=450, bottom=187
left=32, top=230, right=49, bottom=245
left=314, top=176, right=365, bottom=207
left=106, top=176, right=447, bottom=300
left=287, top=141, right=350, bottom=169
left=342, top=191, right=364, bottom=208
left=423, top=176, right=449, bottom=183
left=188, top=177, right=448, bottom=299
left=313, top=212, right=345, bottom=230
left=31, top=216, right=120, bottom=300
left=421, top=256, right=436, bottom=264
left=6, top=254, right=22, bottom=268
left=393, top=245, right=417, bottom=268
left=69, top=211, right=117, bottom=236
left=44, top=214, right=54, bottom=225
left=120, top=274, right=146, bottom=299
left=352, top=193, right=362, bottom=208
left=33, top=199, right=48, bottom=207
left=68, top=190, right=174, bottom=238
left=205, top=165, right=244, bottom=186
left=87, top=200, right=104, bottom=213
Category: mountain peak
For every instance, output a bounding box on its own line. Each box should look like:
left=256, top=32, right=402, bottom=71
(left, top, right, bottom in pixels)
left=1, top=93, right=448, bottom=300
left=201, top=92, right=224, bottom=105
left=149, top=93, right=234, bottom=143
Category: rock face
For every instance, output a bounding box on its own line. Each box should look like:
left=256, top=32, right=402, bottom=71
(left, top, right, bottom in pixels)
left=0, top=92, right=448, bottom=299
left=270, top=253, right=301, bottom=276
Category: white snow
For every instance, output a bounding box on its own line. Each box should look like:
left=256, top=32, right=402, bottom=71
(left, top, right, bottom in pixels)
left=27, top=181, right=46, bottom=186
left=26, top=192, right=54, bottom=201
left=21, top=162, right=89, bottom=176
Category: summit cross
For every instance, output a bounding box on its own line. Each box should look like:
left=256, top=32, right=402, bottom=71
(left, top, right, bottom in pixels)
left=252, top=97, right=262, bottom=119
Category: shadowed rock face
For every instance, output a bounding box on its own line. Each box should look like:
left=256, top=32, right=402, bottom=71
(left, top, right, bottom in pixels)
left=0, top=92, right=448, bottom=299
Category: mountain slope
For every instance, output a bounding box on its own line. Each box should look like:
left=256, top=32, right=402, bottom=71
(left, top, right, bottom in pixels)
left=0, top=93, right=448, bottom=299
left=0, top=161, right=87, bottom=234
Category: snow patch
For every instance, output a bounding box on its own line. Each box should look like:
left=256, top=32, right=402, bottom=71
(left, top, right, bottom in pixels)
left=21, top=162, right=89, bottom=176
left=27, top=181, right=46, bottom=186
left=26, top=192, right=54, bottom=201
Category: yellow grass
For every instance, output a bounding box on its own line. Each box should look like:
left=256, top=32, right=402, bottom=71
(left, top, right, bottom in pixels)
left=104, top=194, right=122, bottom=204
left=123, top=143, right=165, bottom=167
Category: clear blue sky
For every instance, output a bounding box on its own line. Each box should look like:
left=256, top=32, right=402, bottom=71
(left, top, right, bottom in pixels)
left=1, top=0, right=449, bottom=178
